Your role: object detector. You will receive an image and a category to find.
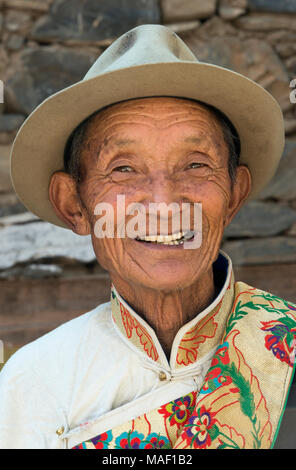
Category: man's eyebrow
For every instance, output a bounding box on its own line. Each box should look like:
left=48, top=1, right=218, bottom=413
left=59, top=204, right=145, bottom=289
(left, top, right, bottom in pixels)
left=97, top=138, right=137, bottom=160
left=184, top=135, right=216, bottom=154
left=184, top=136, right=208, bottom=145
left=104, top=138, right=137, bottom=148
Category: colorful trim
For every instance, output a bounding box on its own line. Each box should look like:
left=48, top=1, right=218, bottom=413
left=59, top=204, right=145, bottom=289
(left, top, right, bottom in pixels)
left=73, top=283, right=296, bottom=449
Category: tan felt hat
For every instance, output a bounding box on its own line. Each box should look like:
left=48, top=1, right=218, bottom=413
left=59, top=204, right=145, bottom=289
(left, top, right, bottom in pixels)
left=10, top=24, right=285, bottom=229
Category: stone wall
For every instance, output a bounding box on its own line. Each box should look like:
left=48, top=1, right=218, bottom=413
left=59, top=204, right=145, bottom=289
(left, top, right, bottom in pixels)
left=1, top=0, right=296, bottom=353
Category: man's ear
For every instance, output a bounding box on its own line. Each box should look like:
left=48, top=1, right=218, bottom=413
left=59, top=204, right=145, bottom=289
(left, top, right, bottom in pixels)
left=49, top=171, right=91, bottom=235
left=224, top=164, right=252, bottom=227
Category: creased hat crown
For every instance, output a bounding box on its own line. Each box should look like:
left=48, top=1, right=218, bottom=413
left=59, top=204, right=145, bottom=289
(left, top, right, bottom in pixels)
left=84, top=24, right=198, bottom=79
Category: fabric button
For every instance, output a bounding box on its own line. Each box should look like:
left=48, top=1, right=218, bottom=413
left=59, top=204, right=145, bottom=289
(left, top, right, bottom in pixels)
left=56, top=426, right=65, bottom=436
left=159, top=371, right=167, bottom=381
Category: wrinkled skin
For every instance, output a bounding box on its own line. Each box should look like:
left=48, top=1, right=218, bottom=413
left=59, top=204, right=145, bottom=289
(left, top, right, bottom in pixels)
left=49, top=97, right=251, bottom=358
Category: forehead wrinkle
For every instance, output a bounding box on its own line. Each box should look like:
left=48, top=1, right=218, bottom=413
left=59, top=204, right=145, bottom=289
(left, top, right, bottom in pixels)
left=90, top=115, right=219, bottom=142
left=92, top=101, right=216, bottom=125
left=90, top=123, right=221, bottom=159
left=90, top=119, right=162, bottom=140
left=90, top=97, right=216, bottom=130
left=99, top=97, right=213, bottom=115
left=84, top=122, right=144, bottom=154
left=99, top=109, right=215, bottom=124
left=162, top=116, right=217, bottom=130
left=101, top=108, right=208, bottom=117
left=88, top=98, right=219, bottom=134
left=84, top=102, right=226, bottom=162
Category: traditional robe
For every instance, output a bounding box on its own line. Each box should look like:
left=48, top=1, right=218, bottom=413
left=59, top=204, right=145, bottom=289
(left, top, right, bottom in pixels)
left=0, top=252, right=295, bottom=449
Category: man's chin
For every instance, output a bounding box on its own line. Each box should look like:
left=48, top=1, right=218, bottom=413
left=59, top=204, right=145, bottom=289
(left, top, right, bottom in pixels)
left=131, top=266, right=203, bottom=293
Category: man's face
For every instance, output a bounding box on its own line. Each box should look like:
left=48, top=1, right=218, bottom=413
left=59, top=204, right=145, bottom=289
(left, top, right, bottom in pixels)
left=53, top=97, right=250, bottom=291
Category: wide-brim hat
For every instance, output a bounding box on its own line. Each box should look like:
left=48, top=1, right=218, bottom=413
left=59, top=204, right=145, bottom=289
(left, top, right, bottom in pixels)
left=10, top=24, right=285, bottom=229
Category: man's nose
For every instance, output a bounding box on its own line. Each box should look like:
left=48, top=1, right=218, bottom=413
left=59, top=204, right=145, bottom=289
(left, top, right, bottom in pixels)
left=148, top=173, right=177, bottom=205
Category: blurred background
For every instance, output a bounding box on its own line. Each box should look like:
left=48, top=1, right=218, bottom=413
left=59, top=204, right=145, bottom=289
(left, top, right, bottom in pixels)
left=0, top=0, right=296, bottom=368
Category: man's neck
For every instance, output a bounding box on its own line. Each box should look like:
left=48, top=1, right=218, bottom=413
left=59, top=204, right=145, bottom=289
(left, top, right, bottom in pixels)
left=111, top=270, right=215, bottom=360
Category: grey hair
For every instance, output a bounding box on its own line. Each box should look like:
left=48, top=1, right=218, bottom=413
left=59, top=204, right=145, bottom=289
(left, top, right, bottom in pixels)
left=63, top=99, right=241, bottom=185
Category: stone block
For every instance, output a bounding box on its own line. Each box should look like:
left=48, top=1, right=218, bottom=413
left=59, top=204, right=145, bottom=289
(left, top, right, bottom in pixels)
left=6, top=33, right=24, bottom=51
left=0, top=211, right=38, bottom=227
left=224, top=201, right=296, bottom=238
left=285, top=55, right=296, bottom=74
left=0, top=221, right=96, bottom=270
left=219, top=0, right=247, bottom=20
left=32, top=0, right=160, bottom=44
left=287, top=223, right=296, bottom=236
left=258, top=140, right=296, bottom=200
left=275, top=42, right=296, bottom=59
left=235, top=12, right=296, bottom=31
left=0, top=263, right=63, bottom=279
left=0, top=194, right=27, bottom=217
left=285, top=119, right=296, bottom=135
left=222, top=237, right=296, bottom=265
left=5, top=46, right=98, bottom=114
left=161, top=0, right=216, bottom=22
left=3, top=0, right=51, bottom=13
left=0, top=131, right=18, bottom=145
left=185, top=15, right=238, bottom=39
left=248, top=0, right=296, bottom=13
left=0, top=45, right=9, bottom=80
left=0, top=144, right=12, bottom=193
left=4, top=9, right=32, bottom=34
left=0, top=113, right=25, bottom=132
left=181, top=30, right=290, bottom=112
left=165, top=20, right=201, bottom=34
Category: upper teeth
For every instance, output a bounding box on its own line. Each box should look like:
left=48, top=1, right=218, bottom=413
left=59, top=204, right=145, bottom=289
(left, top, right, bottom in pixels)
left=136, top=231, right=193, bottom=243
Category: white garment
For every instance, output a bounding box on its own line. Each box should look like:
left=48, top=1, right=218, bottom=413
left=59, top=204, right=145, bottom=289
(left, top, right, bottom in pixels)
left=0, top=254, right=231, bottom=449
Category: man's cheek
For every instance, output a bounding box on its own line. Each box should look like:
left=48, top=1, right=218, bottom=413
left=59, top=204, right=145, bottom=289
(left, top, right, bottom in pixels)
left=92, top=237, right=124, bottom=272
left=208, top=176, right=232, bottom=203
left=200, top=210, right=227, bottom=248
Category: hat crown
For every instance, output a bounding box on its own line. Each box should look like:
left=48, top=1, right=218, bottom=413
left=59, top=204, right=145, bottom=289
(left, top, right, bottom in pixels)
left=84, top=24, right=198, bottom=80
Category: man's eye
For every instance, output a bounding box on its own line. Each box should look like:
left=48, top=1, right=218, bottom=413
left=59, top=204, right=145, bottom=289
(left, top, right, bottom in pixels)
left=113, top=165, right=133, bottom=172
left=186, top=162, right=205, bottom=169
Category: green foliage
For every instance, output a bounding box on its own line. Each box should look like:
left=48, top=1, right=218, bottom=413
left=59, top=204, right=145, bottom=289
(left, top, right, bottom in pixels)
left=222, top=362, right=255, bottom=420
left=225, top=300, right=261, bottom=336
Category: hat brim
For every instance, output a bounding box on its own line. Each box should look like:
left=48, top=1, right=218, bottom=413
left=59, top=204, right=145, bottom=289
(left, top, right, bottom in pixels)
left=10, top=61, right=285, bottom=229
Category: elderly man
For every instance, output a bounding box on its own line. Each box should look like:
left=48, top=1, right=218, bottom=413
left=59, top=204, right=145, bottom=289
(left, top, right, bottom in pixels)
left=0, top=25, right=295, bottom=450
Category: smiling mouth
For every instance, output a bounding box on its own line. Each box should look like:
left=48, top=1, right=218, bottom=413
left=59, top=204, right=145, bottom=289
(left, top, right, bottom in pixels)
left=134, top=230, right=195, bottom=246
